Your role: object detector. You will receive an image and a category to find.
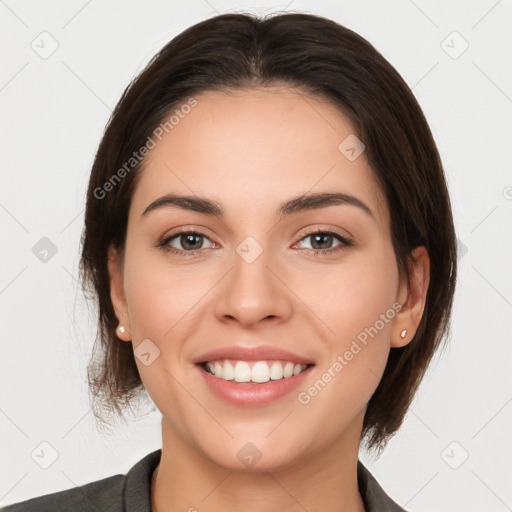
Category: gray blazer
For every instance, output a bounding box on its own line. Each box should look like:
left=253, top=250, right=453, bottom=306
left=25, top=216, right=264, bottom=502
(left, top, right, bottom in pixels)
left=1, top=450, right=408, bottom=511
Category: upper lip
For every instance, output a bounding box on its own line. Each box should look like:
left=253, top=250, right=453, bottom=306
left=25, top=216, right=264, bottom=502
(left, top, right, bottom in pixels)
left=193, top=345, right=314, bottom=365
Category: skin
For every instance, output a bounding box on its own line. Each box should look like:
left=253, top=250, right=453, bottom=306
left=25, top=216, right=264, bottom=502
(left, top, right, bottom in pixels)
left=108, top=87, right=430, bottom=512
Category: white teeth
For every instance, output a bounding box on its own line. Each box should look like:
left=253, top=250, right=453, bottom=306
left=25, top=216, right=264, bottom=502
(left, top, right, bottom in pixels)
left=251, top=361, right=270, bottom=383
left=269, top=362, right=283, bottom=380
left=293, top=364, right=303, bottom=376
left=234, top=361, right=251, bottom=382
left=283, top=362, right=294, bottom=378
left=205, top=360, right=308, bottom=383
left=223, top=361, right=235, bottom=380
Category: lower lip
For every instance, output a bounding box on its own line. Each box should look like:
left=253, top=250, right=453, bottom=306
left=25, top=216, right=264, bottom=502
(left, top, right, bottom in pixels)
left=197, top=365, right=313, bottom=407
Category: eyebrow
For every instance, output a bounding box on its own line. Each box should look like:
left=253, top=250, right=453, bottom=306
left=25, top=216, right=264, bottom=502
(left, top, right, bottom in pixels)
left=141, top=191, right=376, bottom=221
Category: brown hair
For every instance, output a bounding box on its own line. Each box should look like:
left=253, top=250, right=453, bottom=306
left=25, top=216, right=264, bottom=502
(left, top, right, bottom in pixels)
left=80, top=12, right=457, bottom=452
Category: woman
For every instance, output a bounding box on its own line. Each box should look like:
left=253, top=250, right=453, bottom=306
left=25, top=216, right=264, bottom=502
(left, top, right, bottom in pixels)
left=2, top=11, right=456, bottom=512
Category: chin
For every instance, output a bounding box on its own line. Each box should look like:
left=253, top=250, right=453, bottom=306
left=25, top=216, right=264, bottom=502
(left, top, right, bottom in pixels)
left=207, top=447, right=300, bottom=473
left=195, top=433, right=311, bottom=474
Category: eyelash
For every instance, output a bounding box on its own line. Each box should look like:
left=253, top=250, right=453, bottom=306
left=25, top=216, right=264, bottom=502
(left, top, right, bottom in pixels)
left=157, top=228, right=353, bottom=257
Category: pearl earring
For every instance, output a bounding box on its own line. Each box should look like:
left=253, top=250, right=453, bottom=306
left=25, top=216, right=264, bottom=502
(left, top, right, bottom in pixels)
left=400, top=329, right=407, bottom=339
left=117, top=325, right=126, bottom=334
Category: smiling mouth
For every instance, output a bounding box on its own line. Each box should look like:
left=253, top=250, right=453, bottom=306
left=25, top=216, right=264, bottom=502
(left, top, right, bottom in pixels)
left=199, top=359, right=312, bottom=384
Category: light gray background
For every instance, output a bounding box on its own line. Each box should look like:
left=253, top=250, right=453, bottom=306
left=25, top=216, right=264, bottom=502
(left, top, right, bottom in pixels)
left=1, top=1, right=511, bottom=510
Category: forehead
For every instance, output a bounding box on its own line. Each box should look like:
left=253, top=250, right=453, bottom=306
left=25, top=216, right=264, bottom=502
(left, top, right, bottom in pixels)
left=130, top=87, right=389, bottom=231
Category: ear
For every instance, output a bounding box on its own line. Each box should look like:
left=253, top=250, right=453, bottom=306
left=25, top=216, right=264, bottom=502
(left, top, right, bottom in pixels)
left=391, top=245, right=430, bottom=348
left=107, top=244, right=131, bottom=342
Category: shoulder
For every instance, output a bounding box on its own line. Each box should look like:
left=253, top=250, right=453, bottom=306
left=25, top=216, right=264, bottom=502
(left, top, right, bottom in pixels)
left=357, top=460, right=410, bottom=512
left=0, top=449, right=162, bottom=512
left=0, top=474, right=125, bottom=512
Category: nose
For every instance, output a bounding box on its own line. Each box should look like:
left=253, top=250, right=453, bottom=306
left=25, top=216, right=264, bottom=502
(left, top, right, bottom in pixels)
left=215, top=242, right=293, bottom=328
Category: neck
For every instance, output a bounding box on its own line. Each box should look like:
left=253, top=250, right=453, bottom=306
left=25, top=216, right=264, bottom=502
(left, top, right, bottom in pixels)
left=151, top=417, right=366, bottom=512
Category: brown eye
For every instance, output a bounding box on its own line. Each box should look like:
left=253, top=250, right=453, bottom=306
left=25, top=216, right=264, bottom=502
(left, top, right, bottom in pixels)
left=296, top=230, right=353, bottom=256
left=159, top=230, right=215, bottom=255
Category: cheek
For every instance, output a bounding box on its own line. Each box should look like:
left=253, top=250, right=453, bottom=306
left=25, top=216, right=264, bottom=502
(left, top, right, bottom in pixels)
left=121, top=247, right=212, bottom=428
left=123, top=246, right=212, bottom=342
left=300, top=248, right=399, bottom=401
left=298, top=246, right=399, bottom=349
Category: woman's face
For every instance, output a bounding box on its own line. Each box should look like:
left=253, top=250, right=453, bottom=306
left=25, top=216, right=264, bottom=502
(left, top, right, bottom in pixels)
left=109, top=87, right=422, bottom=471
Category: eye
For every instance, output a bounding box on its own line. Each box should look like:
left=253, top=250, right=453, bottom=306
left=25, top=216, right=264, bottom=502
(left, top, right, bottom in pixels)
left=157, top=228, right=353, bottom=257
left=295, top=229, right=353, bottom=256
left=158, top=230, right=215, bottom=255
